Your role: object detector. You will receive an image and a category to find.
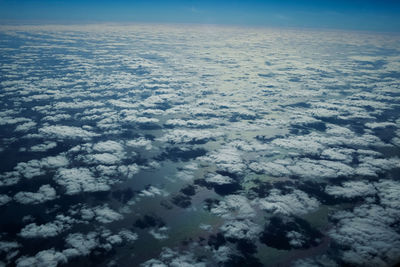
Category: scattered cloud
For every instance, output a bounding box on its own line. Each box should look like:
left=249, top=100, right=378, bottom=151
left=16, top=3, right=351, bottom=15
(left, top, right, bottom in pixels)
left=14, top=184, right=57, bottom=204
left=54, top=168, right=110, bottom=195
left=1, top=24, right=400, bottom=267
left=16, top=249, right=67, bottom=267
left=257, top=189, right=319, bottom=216
left=39, top=125, right=99, bottom=140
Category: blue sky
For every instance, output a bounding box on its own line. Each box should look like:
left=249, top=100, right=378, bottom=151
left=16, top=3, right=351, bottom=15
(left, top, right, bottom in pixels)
left=1, top=0, right=400, bottom=31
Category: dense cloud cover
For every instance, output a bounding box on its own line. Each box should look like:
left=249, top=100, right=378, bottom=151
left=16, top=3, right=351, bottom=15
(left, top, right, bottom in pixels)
left=0, top=24, right=399, bottom=266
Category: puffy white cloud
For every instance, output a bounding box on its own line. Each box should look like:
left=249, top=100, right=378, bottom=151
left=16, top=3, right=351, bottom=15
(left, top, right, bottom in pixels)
left=0, top=241, right=20, bottom=253
left=248, top=160, right=292, bottom=176
left=175, top=169, right=195, bottom=182
left=325, top=125, right=355, bottom=138
left=117, top=164, right=140, bottom=179
left=63, top=232, right=99, bottom=258
left=365, top=122, right=397, bottom=129
left=157, top=129, right=223, bottom=144
left=84, top=153, right=121, bottom=165
left=164, top=118, right=220, bottom=128
left=290, top=159, right=355, bottom=179
left=16, top=249, right=67, bottom=267
left=272, top=135, right=325, bottom=155
left=0, top=117, right=31, bottom=126
left=149, top=227, right=169, bottom=240
left=200, top=146, right=245, bottom=175
left=104, top=234, right=123, bottom=246
left=292, top=255, right=338, bottom=267
left=356, top=156, right=400, bottom=177
left=212, top=245, right=232, bottom=264
left=29, top=141, right=57, bottom=152
left=109, top=99, right=138, bottom=109
left=19, top=222, right=63, bottom=239
left=19, top=215, right=75, bottom=238
left=13, top=161, right=45, bottom=179
left=39, top=125, right=99, bottom=140
left=309, top=108, right=341, bottom=118
left=134, top=117, right=160, bottom=124
left=79, top=204, right=123, bottom=223
left=41, top=114, right=71, bottom=122
left=139, top=186, right=168, bottom=198
left=199, top=224, right=212, bottom=231
left=142, top=109, right=165, bottom=115
left=15, top=121, right=37, bottom=132
left=230, top=139, right=271, bottom=152
left=118, top=229, right=138, bottom=243
left=54, top=168, right=110, bottom=195
left=93, top=140, right=124, bottom=153
left=126, top=137, right=152, bottom=150
left=92, top=205, right=123, bottom=223
left=210, top=195, right=255, bottom=219
left=320, top=148, right=354, bottom=163
left=141, top=247, right=206, bottom=267
left=52, top=100, right=104, bottom=110
left=220, top=219, right=262, bottom=240
left=374, top=179, right=400, bottom=219
left=9, top=154, right=69, bottom=181
left=329, top=204, right=400, bottom=266
left=259, top=158, right=356, bottom=179
left=0, top=194, right=11, bottom=206
left=94, top=165, right=118, bottom=177
left=14, top=184, right=57, bottom=204
left=286, top=231, right=307, bottom=248
left=0, top=240, right=20, bottom=264
left=257, top=189, right=319, bottom=216
left=40, top=155, right=69, bottom=168
left=205, top=173, right=234, bottom=185
left=325, top=181, right=376, bottom=198
left=0, top=171, right=20, bottom=187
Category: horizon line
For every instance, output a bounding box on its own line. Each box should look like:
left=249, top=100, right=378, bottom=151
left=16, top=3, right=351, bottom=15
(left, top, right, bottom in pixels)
left=1, top=20, right=400, bottom=35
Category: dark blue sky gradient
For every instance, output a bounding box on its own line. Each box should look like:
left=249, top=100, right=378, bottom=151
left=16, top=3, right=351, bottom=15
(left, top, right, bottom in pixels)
left=0, top=0, right=400, bottom=31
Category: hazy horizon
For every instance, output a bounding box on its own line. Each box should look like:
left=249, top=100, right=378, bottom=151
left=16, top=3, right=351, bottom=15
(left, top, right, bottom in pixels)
left=1, top=0, right=400, bottom=32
